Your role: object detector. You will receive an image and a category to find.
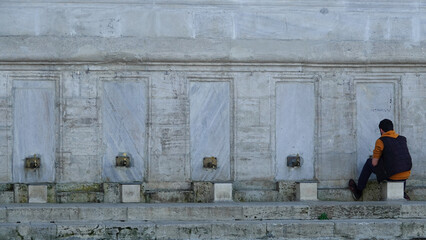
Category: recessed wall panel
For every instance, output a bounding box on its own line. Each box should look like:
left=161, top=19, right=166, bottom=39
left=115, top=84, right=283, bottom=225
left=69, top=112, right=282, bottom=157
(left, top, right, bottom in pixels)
left=276, top=82, right=315, bottom=180
left=102, top=81, right=147, bottom=182
left=190, top=81, right=230, bottom=181
left=356, top=82, right=395, bottom=175
left=13, top=80, right=56, bottom=183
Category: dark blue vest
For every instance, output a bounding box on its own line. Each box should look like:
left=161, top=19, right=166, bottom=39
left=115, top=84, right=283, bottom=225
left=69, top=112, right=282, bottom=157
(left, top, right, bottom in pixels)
left=377, top=135, right=412, bottom=179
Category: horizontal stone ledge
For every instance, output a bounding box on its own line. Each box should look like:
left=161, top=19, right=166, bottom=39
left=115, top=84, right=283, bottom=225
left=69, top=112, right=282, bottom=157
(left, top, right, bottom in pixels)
left=1, top=37, right=426, bottom=64
left=2, top=201, right=425, bottom=223
left=0, top=219, right=424, bottom=240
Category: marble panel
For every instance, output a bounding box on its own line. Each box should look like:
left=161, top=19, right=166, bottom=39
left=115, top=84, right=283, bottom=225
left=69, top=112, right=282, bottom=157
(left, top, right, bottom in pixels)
left=276, top=82, right=315, bottom=180
left=12, top=81, right=56, bottom=183
left=102, top=81, right=147, bottom=182
left=190, top=82, right=231, bottom=181
left=356, top=82, right=395, bottom=176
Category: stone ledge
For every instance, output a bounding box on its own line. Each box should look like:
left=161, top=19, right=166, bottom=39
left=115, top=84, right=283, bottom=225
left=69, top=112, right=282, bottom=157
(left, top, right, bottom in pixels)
left=2, top=201, right=425, bottom=223
left=0, top=219, right=424, bottom=239
left=1, top=37, right=426, bottom=64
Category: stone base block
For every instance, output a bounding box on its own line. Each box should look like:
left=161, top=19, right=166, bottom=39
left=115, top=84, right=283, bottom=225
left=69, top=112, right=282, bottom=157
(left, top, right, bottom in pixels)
left=234, top=190, right=278, bottom=202
left=296, top=182, right=317, bottom=201
left=28, top=185, right=47, bottom=203
left=382, top=181, right=404, bottom=200
left=0, top=192, right=14, bottom=204
left=214, top=183, right=233, bottom=202
left=121, top=185, right=141, bottom=203
left=144, top=191, right=193, bottom=203
left=193, top=182, right=213, bottom=203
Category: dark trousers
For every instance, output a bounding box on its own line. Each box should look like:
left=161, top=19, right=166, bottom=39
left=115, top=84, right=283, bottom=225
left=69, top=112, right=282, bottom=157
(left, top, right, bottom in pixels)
left=357, top=158, right=406, bottom=192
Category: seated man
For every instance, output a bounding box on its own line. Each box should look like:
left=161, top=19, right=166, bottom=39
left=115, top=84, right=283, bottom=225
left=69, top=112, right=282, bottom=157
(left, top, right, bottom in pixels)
left=349, top=119, right=412, bottom=200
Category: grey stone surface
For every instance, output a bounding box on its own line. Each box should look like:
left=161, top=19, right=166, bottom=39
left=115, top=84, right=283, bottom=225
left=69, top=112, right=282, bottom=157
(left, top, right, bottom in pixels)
left=276, top=81, right=316, bottom=181
left=212, top=221, right=267, bottom=240
left=400, top=203, right=426, bottom=218
left=0, top=191, right=14, bottom=204
left=0, top=224, right=18, bottom=240
left=242, top=204, right=310, bottom=220
left=277, top=182, right=297, bottom=202
left=401, top=219, right=426, bottom=239
left=77, top=206, right=127, bottom=221
left=56, top=222, right=106, bottom=239
left=144, top=190, right=194, bottom=203
left=309, top=202, right=402, bottom=220
left=156, top=222, right=212, bottom=240
left=6, top=206, right=79, bottom=223
left=193, top=182, right=213, bottom=203
left=103, top=183, right=121, bottom=203
left=269, top=221, right=335, bottom=238
left=356, top=81, right=397, bottom=175
left=57, top=192, right=104, bottom=203
left=0, top=207, right=5, bottom=222
left=104, top=221, right=156, bottom=239
left=0, top=202, right=424, bottom=239
left=190, top=81, right=231, bottom=181
left=102, top=80, right=148, bottom=182
left=16, top=223, right=56, bottom=240
left=234, top=190, right=279, bottom=202
left=12, top=80, right=56, bottom=183
left=334, top=219, right=402, bottom=239
left=14, top=184, right=28, bottom=203
left=318, top=188, right=353, bottom=201
left=0, top=219, right=425, bottom=239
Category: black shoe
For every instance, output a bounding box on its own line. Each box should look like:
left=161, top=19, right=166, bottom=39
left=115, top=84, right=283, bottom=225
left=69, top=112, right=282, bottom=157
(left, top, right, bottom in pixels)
left=349, top=179, right=362, bottom=201
left=404, top=192, right=411, bottom=201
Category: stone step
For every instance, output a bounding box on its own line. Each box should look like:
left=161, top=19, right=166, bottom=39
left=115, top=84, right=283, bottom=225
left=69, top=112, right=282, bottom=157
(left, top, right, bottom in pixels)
left=0, top=219, right=425, bottom=239
left=1, top=201, right=425, bottom=223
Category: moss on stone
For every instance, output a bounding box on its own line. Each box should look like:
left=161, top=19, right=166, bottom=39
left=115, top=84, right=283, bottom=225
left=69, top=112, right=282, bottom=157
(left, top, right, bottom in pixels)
left=56, top=183, right=102, bottom=193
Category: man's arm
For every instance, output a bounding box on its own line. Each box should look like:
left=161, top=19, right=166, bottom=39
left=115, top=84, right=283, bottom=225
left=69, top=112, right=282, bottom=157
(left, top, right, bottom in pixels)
left=372, top=139, right=384, bottom=167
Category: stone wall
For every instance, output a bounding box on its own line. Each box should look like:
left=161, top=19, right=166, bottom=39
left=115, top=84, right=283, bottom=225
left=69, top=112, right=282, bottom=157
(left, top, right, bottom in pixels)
left=0, top=0, right=425, bottom=202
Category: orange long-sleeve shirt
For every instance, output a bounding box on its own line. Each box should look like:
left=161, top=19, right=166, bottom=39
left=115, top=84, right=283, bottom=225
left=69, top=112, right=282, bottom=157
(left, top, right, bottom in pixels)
left=373, top=130, right=411, bottom=180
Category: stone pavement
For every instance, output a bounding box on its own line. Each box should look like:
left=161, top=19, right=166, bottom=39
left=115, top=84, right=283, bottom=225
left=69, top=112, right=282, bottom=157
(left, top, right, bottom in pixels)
left=0, top=201, right=425, bottom=239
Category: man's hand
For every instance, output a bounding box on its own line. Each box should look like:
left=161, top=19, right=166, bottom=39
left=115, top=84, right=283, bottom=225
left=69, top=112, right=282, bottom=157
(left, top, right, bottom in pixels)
left=372, top=157, right=379, bottom=167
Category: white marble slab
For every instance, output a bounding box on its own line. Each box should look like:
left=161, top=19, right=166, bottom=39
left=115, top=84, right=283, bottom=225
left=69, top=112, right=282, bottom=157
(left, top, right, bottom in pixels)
left=190, top=82, right=231, bottom=181
left=296, top=182, right=318, bottom=201
left=102, top=81, right=147, bottom=182
left=121, top=184, right=141, bottom=203
left=13, top=81, right=56, bottom=183
left=356, top=82, right=394, bottom=176
left=28, top=185, right=47, bottom=203
left=382, top=181, right=404, bottom=200
left=214, top=183, right=233, bottom=202
left=276, top=82, right=315, bottom=180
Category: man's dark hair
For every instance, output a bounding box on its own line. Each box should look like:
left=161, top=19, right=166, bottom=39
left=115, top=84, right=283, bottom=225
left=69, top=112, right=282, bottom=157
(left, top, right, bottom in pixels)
left=379, top=119, right=394, bottom=132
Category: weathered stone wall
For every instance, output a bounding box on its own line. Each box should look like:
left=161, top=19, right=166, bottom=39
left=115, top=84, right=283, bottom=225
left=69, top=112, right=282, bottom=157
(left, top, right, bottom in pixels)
left=0, top=0, right=425, bottom=202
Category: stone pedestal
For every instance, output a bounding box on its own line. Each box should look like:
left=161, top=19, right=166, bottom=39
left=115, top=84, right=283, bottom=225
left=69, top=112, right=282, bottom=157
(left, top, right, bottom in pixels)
left=296, top=182, right=317, bottom=201
left=28, top=185, right=47, bottom=203
left=382, top=181, right=404, bottom=200
left=214, top=183, right=233, bottom=202
left=121, top=184, right=141, bottom=203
